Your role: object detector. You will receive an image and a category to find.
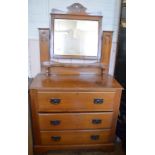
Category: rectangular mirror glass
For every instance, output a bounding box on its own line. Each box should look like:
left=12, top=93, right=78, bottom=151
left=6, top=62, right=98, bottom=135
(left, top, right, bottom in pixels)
left=53, top=19, right=99, bottom=57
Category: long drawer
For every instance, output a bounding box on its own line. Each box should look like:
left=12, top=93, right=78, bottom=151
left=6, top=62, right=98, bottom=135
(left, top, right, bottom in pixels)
left=40, top=130, right=111, bottom=145
left=37, top=92, right=115, bottom=112
left=38, top=112, right=113, bottom=130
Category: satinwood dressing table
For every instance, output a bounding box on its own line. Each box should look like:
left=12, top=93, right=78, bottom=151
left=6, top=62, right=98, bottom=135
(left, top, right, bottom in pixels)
left=29, top=3, right=123, bottom=155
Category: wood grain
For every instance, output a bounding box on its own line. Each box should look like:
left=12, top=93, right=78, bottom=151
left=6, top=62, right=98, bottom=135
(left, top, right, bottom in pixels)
left=51, top=14, right=102, bottom=21
left=30, top=74, right=122, bottom=91
left=30, top=4, right=123, bottom=155
left=42, top=61, right=105, bottom=75
left=37, top=92, right=115, bottom=112
left=28, top=108, right=33, bottom=155
left=110, top=89, right=122, bottom=141
left=39, top=28, right=50, bottom=71
left=34, top=143, right=114, bottom=154
left=40, top=129, right=111, bottom=145
left=48, top=67, right=102, bottom=75
left=101, top=31, right=113, bottom=74
left=38, top=112, right=113, bottom=130
left=29, top=89, right=41, bottom=144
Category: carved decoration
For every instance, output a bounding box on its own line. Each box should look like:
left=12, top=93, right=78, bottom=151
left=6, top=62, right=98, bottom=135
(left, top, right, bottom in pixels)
left=51, top=3, right=102, bottom=16
left=67, top=3, right=87, bottom=14
left=40, top=31, right=49, bottom=42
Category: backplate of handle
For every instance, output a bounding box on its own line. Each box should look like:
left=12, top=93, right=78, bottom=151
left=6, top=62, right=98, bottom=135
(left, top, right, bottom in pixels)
left=51, top=136, right=61, bottom=141
left=50, top=98, right=61, bottom=104
left=91, top=135, right=100, bottom=140
left=92, top=119, right=102, bottom=124
left=94, top=98, right=104, bottom=104
left=50, top=120, right=61, bottom=125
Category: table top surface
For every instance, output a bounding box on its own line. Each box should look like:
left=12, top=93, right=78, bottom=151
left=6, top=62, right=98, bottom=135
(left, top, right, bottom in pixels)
left=30, top=73, right=123, bottom=91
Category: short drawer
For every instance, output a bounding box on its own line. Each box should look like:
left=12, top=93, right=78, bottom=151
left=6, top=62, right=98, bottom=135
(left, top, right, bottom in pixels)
left=38, top=112, right=113, bottom=130
left=40, top=130, right=111, bottom=145
left=37, top=92, right=115, bottom=112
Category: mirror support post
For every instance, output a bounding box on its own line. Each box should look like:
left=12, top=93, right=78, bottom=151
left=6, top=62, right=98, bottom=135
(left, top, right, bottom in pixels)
left=101, top=31, right=113, bottom=74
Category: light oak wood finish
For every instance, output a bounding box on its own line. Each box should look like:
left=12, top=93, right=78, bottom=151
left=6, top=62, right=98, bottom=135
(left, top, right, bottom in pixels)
left=29, top=89, right=41, bottom=145
left=42, top=62, right=105, bottom=76
left=46, top=143, right=125, bottom=155
left=30, top=74, right=122, bottom=91
left=29, top=105, right=33, bottom=155
left=38, top=112, right=113, bottom=130
left=39, top=30, right=113, bottom=76
left=28, top=78, right=34, bottom=155
left=101, top=31, right=113, bottom=74
left=40, top=130, right=111, bottom=145
left=37, top=92, right=115, bottom=112
left=29, top=3, right=123, bottom=155
left=39, top=29, right=113, bottom=76
left=30, top=74, right=122, bottom=154
left=34, top=143, right=114, bottom=154
left=48, top=67, right=102, bottom=75
left=39, top=28, right=50, bottom=71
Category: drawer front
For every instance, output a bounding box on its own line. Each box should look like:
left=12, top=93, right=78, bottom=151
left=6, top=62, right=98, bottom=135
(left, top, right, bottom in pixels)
left=40, top=130, right=111, bottom=145
left=38, top=112, right=113, bottom=130
left=37, top=92, right=115, bottom=112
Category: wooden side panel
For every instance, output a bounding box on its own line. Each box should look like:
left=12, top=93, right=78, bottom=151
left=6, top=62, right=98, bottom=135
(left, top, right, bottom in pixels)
left=28, top=110, right=33, bottom=155
left=110, top=89, right=122, bottom=141
left=101, top=31, right=113, bottom=74
left=29, top=89, right=41, bottom=145
left=39, top=28, right=50, bottom=67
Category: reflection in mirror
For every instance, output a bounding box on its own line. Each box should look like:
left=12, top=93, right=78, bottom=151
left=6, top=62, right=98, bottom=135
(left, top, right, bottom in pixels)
left=54, top=19, right=99, bottom=57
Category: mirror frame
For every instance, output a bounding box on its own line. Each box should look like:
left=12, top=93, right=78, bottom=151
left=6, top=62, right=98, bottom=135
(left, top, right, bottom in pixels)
left=50, top=13, right=102, bottom=60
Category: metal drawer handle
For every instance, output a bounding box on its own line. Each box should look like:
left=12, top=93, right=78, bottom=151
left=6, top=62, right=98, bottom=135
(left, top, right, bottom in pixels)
left=50, top=120, right=61, bottom=125
left=51, top=136, right=61, bottom=141
left=94, top=99, right=104, bottom=104
left=91, top=135, right=100, bottom=140
left=92, top=119, right=102, bottom=124
left=50, top=99, right=61, bottom=104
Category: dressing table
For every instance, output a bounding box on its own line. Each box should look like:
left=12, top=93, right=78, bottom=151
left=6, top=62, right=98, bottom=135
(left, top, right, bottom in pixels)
left=29, top=3, right=123, bottom=155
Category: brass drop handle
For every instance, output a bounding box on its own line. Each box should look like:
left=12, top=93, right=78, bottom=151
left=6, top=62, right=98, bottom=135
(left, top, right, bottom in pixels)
left=50, top=120, right=61, bottom=125
left=94, top=99, right=104, bottom=104
left=91, top=135, right=100, bottom=140
left=92, top=119, right=102, bottom=124
left=51, top=136, right=61, bottom=141
left=50, top=99, right=61, bottom=104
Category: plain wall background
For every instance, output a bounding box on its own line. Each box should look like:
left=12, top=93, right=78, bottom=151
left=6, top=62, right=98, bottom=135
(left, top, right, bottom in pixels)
left=28, top=0, right=121, bottom=77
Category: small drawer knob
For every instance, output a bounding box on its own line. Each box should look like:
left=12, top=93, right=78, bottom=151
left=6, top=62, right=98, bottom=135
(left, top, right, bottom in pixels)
left=51, top=136, right=61, bottom=141
left=50, top=120, right=61, bottom=125
left=91, top=135, right=100, bottom=140
left=94, top=99, right=104, bottom=104
left=50, top=99, right=61, bottom=104
left=92, top=119, right=102, bottom=124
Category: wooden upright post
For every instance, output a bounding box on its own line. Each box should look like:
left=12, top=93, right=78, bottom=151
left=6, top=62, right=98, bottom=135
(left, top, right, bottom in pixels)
left=101, top=31, right=113, bottom=74
left=38, top=28, right=50, bottom=71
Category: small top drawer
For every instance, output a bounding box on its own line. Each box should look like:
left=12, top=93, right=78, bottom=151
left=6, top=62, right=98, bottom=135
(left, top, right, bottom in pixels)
left=37, top=92, right=115, bottom=112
